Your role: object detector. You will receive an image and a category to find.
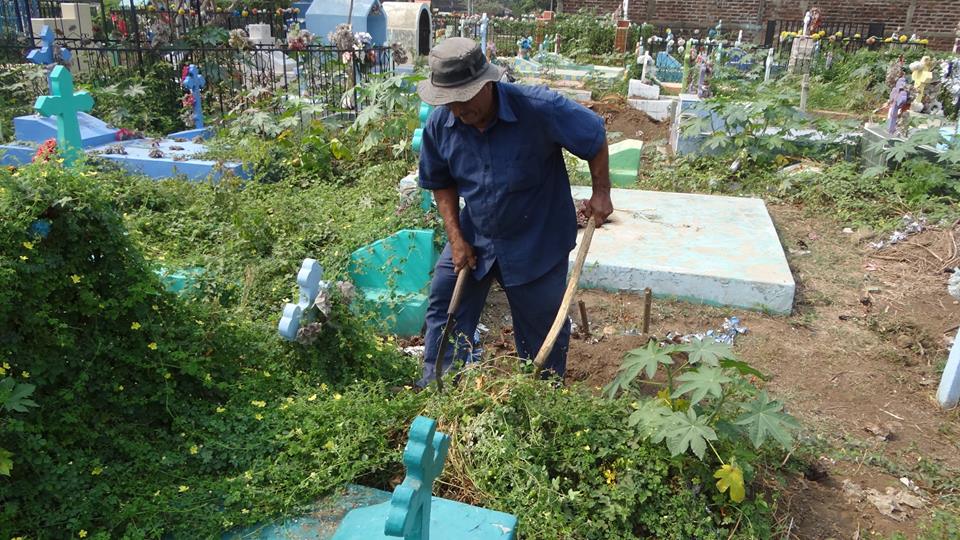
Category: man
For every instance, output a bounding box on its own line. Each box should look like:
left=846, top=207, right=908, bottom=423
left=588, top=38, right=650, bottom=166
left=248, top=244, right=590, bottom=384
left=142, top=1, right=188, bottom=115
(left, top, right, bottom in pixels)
left=415, top=37, right=613, bottom=388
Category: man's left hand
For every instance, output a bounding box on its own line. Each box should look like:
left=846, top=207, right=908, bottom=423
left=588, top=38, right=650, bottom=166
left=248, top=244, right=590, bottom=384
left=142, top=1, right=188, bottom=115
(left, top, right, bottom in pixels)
left=586, top=190, right=613, bottom=227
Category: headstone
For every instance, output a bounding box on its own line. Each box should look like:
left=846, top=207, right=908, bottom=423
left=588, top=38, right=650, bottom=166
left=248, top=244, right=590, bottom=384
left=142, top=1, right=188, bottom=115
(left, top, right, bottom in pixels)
left=34, top=65, right=93, bottom=165
left=247, top=23, right=274, bottom=45
left=333, top=416, right=517, bottom=540
left=938, top=330, right=960, bottom=408
left=788, top=36, right=815, bottom=74
left=27, top=25, right=71, bottom=67
left=628, top=79, right=660, bottom=99
left=278, top=258, right=326, bottom=341
left=181, top=64, right=205, bottom=129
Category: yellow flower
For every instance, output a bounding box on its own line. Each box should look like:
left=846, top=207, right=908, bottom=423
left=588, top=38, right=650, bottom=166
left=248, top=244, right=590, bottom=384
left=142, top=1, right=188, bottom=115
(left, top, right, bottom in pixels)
left=116, top=385, right=124, bottom=392
left=131, top=322, right=141, bottom=330
left=899, top=34, right=908, bottom=43
left=320, top=383, right=328, bottom=391
left=91, top=466, right=103, bottom=476
left=254, top=413, right=264, bottom=421
left=21, top=371, right=29, bottom=379
left=0, top=366, right=5, bottom=376
left=603, top=468, right=616, bottom=485
left=178, top=485, right=190, bottom=492
left=365, top=353, right=373, bottom=359
left=244, top=470, right=253, bottom=480
left=79, top=530, right=88, bottom=538
left=324, top=440, right=336, bottom=450
left=263, top=370, right=271, bottom=378
left=164, top=372, right=172, bottom=379
left=70, top=274, right=82, bottom=284
left=190, top=445, right=199, bottom=455
left=920, top=38, right=928, bottom=44
left=333, top=393, right=342, bottom=401
left=148, top=342, right=158, bottom=350
left=216, top=406, right=226, bottom=413
left=19, top=255, right=28, bottom=261
left=2, top=362, right=9, bottom=369
left=583, top=445, right=591, bottom=451
left=22, top=241, right=33, bottom=250
left=251, top=400, right=266, bottom=408
left=307, top=394, right=318, bottom=401
left=241, top=508, right=250, bottom=514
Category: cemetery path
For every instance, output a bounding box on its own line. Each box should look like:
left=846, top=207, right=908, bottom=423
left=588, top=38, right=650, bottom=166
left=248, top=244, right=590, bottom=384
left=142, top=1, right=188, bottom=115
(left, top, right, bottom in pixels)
left=480, top=204, right=959, bottom=539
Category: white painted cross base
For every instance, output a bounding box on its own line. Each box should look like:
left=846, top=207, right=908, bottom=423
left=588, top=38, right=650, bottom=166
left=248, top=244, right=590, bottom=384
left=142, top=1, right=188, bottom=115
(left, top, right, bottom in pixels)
left=937, top=330, right=960, bottom=408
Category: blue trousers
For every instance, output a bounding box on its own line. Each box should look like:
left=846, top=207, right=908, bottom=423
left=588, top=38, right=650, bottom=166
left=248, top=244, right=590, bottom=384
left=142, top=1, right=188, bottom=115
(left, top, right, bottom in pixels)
left=416, top=243, right=571, bottom=387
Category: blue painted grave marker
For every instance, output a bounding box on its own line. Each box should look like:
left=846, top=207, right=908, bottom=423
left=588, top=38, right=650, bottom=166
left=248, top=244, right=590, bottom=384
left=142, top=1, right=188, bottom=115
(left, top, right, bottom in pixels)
left=333, top=416, right=516, bottom=540
left=182, top=64, right=206, bottom=129
left=278, top=258, right=326, bottom=340
left=34, top=65, right=93, bottom=165
left=27, top=25, right=71, bottom=67
left=938, top=329, right=960, bottom=408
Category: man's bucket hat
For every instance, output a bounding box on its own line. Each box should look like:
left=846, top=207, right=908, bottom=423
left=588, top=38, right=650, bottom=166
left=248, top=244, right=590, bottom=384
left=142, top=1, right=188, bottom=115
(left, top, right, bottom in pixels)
left=417, top=37, right=507, bottom=106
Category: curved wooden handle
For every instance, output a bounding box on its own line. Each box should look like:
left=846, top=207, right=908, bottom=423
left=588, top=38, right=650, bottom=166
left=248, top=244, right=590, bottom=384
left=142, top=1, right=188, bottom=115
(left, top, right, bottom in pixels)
left=533, top=218, right=597, bottom=373
left=448, top=266, right=470, bottom=315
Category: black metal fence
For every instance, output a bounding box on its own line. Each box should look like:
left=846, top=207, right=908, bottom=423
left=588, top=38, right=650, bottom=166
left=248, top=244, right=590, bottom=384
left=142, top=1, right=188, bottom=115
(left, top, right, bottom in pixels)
left=0, top=32, right=396, bottom=119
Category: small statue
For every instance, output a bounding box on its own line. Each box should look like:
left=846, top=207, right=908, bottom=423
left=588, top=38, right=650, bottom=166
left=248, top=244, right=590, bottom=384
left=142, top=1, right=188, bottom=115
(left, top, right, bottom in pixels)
left=908, top=56, right=934, bottom=112
left=809, top=7, right=823, bottom=35
left=665, top=28, right=674, bottom=54
left=802, top=10, right=811, bottom=36
left=887, top=76, right=911, bottom=135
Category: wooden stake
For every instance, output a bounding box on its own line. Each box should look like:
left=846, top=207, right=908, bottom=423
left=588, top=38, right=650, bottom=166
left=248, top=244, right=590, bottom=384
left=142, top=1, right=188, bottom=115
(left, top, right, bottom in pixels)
left=642, top=287, right=652, bottom=334
left=578, top=299, right=590, bottom=338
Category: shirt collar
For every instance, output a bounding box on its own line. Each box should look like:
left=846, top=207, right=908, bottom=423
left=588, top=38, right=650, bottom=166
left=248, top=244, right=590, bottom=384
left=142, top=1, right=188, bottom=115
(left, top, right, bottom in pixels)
left=442, top=83, right=518, bottom=128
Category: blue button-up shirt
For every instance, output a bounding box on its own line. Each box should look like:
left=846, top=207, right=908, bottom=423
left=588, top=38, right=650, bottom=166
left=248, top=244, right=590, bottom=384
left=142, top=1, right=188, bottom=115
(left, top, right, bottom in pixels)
left=418, top=82, right=605, bottom=287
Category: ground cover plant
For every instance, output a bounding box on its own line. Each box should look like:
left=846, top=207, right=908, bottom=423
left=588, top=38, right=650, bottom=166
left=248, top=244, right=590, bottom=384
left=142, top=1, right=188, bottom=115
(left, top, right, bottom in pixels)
left=1, top=87, right=788, bottom=538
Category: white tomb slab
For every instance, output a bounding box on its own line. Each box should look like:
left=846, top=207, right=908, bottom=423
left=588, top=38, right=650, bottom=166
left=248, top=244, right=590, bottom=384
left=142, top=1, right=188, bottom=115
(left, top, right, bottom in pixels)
left=569, top=186, right=795, bottom=314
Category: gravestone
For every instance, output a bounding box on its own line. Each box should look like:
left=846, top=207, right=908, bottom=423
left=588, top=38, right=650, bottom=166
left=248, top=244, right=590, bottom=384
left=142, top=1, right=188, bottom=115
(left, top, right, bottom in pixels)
left=27, top=25, right=71, bottom=73
left=333, top=416, right=517, bottom=539
left=34, top=65, right=93, bottom=164
left=938, top=330, right=960, bottom=408
left=278, top=258, right=327, bottom=341
left=182, top=64, right=205, bottom=130
left=788, top=36, right=815, bottom=74
left=654, top=51, right=682, bottom=83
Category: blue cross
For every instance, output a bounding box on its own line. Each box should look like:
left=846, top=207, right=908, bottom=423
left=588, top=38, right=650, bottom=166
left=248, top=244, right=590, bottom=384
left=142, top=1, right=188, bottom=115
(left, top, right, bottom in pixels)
left=182, top=64, right=206, bottom=129
left=34, top=65, right=94, bottom=165
left=384, top=416, right=451, bottom=540
left=27, top=25, right=72, bottom=66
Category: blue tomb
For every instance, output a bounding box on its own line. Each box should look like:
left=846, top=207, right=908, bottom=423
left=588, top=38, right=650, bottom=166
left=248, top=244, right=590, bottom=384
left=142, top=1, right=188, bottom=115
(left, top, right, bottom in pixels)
left=306, top=0, right=387, bottom=46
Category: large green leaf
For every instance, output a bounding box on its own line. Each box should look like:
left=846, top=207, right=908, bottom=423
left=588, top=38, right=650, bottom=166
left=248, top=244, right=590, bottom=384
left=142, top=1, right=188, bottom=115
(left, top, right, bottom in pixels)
left=0, top=377, right=37, bottom=413
left=671, top=366, right=731, bottom=405
left=733, top=391, right=800, bottom=450
left=660, top=409, right=717, bottom=459
left=627, top=400, right=674, bottom=439
left=679, top=338, right=732, bottom=366
left=719, top=358, right=765, bottom=379
left=605, top=341, right=673, bottom=398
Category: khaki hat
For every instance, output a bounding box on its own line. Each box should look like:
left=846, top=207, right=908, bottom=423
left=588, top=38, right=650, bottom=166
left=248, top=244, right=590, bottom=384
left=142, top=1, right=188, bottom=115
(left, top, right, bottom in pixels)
left=417, top=37, right=507, bottom=106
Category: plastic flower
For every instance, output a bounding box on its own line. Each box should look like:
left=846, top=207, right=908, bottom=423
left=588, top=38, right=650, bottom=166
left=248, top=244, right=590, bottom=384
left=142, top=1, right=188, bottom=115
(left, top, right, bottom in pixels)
left=131, top=322, right=141, bottom=330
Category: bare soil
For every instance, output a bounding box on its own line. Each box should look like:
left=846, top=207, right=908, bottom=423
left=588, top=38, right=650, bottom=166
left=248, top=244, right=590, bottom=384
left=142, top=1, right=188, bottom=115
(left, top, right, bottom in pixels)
left=477, top=204, right=960, bottom=539
left=586, top=95, right=671, bottom=145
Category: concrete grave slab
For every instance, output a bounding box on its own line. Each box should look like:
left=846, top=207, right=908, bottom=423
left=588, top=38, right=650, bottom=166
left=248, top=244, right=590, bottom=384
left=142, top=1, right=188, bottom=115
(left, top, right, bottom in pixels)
left=628, top=98, right=674, bottom=122
left=628, top=79, right=660, bottom=100
left=14, top=111, right=118, bottom=148
left=95, top=138, right=246, bottom=182
left=569, top=186, right=795, bottom=314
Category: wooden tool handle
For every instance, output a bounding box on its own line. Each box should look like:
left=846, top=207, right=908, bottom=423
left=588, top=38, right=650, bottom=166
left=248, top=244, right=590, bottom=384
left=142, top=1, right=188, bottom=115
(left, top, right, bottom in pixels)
left=533, top=218, right=597, bottom=372
left=449, top=266, right=470, bottom=315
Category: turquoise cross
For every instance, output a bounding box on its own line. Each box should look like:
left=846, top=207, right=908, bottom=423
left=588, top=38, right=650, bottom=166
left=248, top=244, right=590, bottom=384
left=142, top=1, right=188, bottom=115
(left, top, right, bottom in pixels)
left=384, top=416, right=451, bottom=540
left=34, top=65, right=94, bottom=165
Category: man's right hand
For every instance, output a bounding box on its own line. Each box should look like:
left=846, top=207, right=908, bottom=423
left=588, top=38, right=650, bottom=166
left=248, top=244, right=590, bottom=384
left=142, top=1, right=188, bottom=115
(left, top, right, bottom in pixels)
left=451, top=239, right=477, bottom=273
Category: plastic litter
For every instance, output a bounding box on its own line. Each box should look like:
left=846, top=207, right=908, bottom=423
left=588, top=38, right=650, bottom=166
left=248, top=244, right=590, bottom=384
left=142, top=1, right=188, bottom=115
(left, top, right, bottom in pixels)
left=948, top=268, right=960, bottom=300
left=869, top=214, right=926, bottom=250
left=666, top=316, right=748, bottom=346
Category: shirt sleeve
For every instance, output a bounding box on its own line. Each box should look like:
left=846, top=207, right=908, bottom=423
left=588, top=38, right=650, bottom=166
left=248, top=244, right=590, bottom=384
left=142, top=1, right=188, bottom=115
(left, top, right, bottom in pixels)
left=543, top=90, right=606, bottom=161
left=417, top=110, right=453, bottom=190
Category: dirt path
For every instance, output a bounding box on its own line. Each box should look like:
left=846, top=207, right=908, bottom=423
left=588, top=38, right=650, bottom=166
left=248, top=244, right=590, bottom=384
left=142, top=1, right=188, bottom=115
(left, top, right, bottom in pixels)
left=478, top=204, right=960, bottom=538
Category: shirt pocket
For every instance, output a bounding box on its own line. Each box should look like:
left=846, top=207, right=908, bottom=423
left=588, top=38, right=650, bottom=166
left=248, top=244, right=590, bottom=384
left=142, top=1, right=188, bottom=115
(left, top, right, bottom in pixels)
left=505, top=145, right=543, bottom=193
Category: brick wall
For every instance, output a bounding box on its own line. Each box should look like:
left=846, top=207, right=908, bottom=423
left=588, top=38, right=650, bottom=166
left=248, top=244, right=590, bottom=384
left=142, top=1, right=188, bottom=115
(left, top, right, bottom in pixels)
left=564, top=0, right=959, bottom=50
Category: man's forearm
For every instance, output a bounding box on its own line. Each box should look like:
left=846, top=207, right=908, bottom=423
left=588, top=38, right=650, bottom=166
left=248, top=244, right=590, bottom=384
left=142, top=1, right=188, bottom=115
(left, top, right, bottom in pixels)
left=588, top=141, right=611, bottom=193
left=433, top=186, right=464, bottom=244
